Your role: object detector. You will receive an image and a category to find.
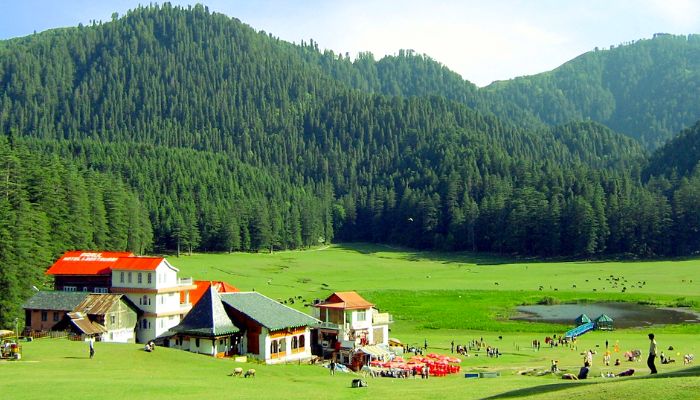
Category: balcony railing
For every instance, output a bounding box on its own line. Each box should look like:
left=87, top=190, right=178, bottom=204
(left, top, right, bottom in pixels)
left=316, top=321, right=340, bottom=330
left=177, top=277, right=193, bottom=286
left=373, top=313, right=393, bottom=324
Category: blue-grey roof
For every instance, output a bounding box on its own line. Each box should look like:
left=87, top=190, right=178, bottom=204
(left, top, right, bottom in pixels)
left=171, top=286, right=239, bottom=337
left=220, top=292, right=320, bottom=331
left=22, top=291, right=89, bottom=311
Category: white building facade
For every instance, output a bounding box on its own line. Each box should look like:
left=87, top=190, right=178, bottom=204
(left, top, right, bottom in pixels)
left=110, top=259, right=195, bottom=343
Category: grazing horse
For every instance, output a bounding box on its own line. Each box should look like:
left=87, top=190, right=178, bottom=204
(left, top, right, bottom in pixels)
left=244, top=368, right=256, bottom=378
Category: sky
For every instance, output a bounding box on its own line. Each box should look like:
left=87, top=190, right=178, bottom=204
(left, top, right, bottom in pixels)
left=1, top=1, right=699, bottom=87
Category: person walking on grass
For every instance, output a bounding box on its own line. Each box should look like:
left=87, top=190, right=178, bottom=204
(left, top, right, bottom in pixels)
left=88, top=336, right=95, bottom=359
left=648, top=333, right=658, bottom=374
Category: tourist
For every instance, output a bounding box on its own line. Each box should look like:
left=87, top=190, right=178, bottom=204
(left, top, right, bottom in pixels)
left=424, top=339, right=428, bottom=351
left=577, top=361, right=590, bottom=380
left=648, top=333, right=658, bottom=374
left=551, top=360, right=559, bottom=373
left=88, top=336, right=95, bottom=359
left=330, top=360, right=336, bottom=375
left=451, top=340, right=454, bottom=353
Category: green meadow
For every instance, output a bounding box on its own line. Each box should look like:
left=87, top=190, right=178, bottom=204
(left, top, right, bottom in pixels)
left=3, top=243, right=700, bottom=399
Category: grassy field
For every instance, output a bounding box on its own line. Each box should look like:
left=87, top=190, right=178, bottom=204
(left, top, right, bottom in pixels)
left=2, top=243, right=700, bottom=399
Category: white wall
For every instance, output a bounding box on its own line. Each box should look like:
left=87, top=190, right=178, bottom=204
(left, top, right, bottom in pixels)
left=262, top=328, right=312, bottom=364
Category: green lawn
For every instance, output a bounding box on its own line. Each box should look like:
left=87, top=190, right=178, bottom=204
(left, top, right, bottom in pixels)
left=3, top=243, right=700, bottom=399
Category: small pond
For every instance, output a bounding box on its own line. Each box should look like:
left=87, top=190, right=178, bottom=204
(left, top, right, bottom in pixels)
left=512, top=302, right=700, bottom=328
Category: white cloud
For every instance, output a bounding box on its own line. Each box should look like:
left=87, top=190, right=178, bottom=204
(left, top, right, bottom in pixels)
left=642, top=0, right=700, bottom=31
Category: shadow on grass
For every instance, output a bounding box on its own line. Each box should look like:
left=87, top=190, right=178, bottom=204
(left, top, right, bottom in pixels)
left=483, top=366, right=700, bottom=399
left=335, top=242, right=700, bottom=266
left=336, top=243, right=517, bottom=266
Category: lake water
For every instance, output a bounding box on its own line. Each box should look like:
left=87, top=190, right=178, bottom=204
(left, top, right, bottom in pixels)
left=512, top=302, right=700, bottom=328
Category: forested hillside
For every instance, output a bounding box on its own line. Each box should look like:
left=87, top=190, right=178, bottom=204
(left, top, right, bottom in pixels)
left=2, top=4, right=700, bottom=327
left=482, top=34, right=700, bottom=148
left=0, top=136, right=151, bottom=327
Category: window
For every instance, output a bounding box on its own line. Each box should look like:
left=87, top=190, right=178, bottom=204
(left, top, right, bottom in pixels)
left=82, top=287, right=88, bottom=292
left=63, top=286, right=76, bottom=292
left=110, top=315, right=115, bottom=324
left=128, top=272, right=132, bottom=283
left=160, top=295, right=164, bottom=305
left=279, top=338, right=286, bottom=352
left=94, top=287, right=108, bottom=294
left=147, top=273, right=152, bottom=284
left=270, top=340, right=278, bottom=355
left=138, top=273, right=142, bottom=284
left=143, top=295, right=148, bottom=306
left=356, top=311, right=366, bottom=322
left=195, top=338, right=200, bottom=347
left=299, top=335, right=305, bottom=349
left=142, top=319, right=148, bottom=329
left=53, top=312, right=59, bottom=322
left=41, top=311, right=48, bottom=322
left=291, top=336, right=298, bottom=350
left=120, top=271, right=124, bottom=283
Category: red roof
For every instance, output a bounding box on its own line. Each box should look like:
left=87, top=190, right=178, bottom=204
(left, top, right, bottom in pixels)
left=46, top=252, right=135, bottom=276
left=45, top=251, right=164, bottom=275
left=112, top=257, right=163, bottom=271
left=186, top=280, right=240, bottom=305
left=315, top=291, right=374, bottom=310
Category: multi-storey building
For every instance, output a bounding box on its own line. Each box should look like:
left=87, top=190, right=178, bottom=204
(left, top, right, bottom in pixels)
left=45, top=251, right=195, bottom=343
left=312, top=291, right=392, bottom=354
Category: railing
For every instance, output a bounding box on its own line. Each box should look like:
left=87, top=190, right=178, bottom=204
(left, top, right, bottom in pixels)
left=24, top=330, right=70, bottom=339
left=177, top=277, right=193, bottom=286
left=316, top=321, right=340, bottom=330
left=373, top=313, right=393, bottom=324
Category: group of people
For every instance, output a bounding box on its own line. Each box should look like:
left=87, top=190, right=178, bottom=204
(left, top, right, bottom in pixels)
left=449, top=338, right=499, bottom=358
left=557, top=333, right=665, bottom=380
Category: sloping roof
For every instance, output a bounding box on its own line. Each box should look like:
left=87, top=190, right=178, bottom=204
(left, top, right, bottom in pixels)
left=575, top=314, right=591, bottom=324
left=357, top=344, right=392, bottom=357
left=74, top=294, right=135, bottom=316
left=186, top=280, right=240, bottom=305
left=45, top=251, right=172, bottom=276
left=595, top=314, right=614, bottom=322
left=46, top=251, right=135, bottom=275
left=22, top=291, right=89, bottom=311
left=221, top=292, right=320, bottom=331
left=315, top=291, right=374, bottom=310
left=111, top=257, right=164, bottom=271
left=67, top=312, right=106, bottom=335
left=170, top=286, right=239, bottom=337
